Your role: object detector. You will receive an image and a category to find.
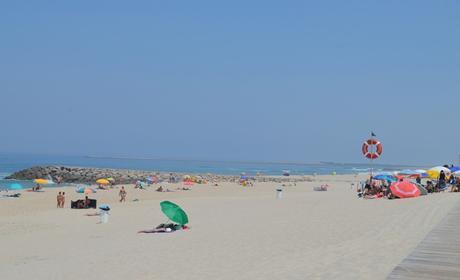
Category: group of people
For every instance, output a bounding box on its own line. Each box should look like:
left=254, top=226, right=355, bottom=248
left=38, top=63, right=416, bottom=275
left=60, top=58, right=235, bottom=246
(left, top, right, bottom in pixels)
left=359, top=170, right=460, bottom=199
left=75, top=196, right=93, bottom=209
left=56, top=186, right=126, bottom=209
left=434, top=170, right=458, bottom=191
left=32, top=184, right=43, bottom=192
left=359, top=179, right=390, bottom=199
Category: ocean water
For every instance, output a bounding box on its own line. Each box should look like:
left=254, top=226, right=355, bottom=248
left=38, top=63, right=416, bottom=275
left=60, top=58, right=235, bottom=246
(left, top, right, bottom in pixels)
left=0, top=153, right=417, bottom=189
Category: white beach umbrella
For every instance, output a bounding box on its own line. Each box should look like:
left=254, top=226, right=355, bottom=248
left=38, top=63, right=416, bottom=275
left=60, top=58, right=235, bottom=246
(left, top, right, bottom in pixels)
left=427, top=166, right=451, bottom=179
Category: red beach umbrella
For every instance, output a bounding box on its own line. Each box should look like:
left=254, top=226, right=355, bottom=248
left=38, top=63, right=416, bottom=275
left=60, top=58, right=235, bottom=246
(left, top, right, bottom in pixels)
left=390, top=180, right=421, bottom=198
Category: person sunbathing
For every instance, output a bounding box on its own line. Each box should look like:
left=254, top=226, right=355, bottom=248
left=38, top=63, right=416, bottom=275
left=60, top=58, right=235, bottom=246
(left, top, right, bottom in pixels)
left=156, top=186, right=174, bottom=192
left=77, top=200, right=86, bottom=209
left=2, top=193, right=21, bottom=198
left=386, top=190, right=396, bottom=199
left=85, top=212, right=101, bottom=216
left=32, top=184, right=43, bottom=192
left=138, top=223, right=187, bottom=234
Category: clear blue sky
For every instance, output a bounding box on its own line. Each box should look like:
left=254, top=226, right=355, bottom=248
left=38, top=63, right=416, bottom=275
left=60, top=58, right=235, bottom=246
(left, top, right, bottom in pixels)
left=1, top=1, right=459, bottom=165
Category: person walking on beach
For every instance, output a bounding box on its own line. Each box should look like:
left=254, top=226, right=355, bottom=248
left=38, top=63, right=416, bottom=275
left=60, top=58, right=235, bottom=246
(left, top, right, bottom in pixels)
left=119, top=186, right=127, bottom=202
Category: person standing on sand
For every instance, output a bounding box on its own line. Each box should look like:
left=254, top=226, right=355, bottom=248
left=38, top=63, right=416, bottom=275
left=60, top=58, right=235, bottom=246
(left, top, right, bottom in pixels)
left=438, top=170, right=447, bottom=190
left=61, top=192, right=66, bottom=208
left=119, top=186, right=127, bottom=202
left=57, top=192, right=62, bottom=208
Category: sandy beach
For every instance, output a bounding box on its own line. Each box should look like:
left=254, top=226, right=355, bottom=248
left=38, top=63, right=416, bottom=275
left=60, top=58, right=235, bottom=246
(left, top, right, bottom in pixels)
left=1, top=174, right=459, bottom=280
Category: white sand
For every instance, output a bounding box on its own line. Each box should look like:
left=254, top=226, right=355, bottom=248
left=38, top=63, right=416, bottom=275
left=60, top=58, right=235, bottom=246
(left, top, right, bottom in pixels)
left=1, top=174, right=459, bottom=280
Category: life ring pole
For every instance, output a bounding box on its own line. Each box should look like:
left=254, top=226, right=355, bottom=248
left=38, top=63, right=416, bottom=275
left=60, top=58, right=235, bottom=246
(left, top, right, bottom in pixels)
left=362, top=134, right=382, bottom=181
left=369, top=133, right=374, bottom=180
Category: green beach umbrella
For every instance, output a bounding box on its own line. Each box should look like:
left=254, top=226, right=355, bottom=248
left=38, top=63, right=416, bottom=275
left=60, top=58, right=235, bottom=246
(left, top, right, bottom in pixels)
left=414, top=183, right=428, bottom=196
left=160, top=201, right=189, bottom=225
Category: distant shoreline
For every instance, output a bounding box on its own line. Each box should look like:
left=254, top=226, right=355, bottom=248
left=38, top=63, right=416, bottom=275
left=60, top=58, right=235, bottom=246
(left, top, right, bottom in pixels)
left=85, top=155, right=425, bottom=168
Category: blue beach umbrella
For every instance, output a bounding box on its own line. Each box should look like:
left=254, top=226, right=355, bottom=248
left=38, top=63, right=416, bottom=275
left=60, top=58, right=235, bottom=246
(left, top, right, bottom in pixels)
left=99, top=204, right=110, bottom=211
left=373, top=174, right=397, bottom=182
left=9, top=183, right=23, bottom=190
left=449, top=166, right=460, bottom=172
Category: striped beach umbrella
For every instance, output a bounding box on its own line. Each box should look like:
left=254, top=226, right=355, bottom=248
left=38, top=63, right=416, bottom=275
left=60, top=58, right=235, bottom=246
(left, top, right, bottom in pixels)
left=390, top=180, right=421, bottom=198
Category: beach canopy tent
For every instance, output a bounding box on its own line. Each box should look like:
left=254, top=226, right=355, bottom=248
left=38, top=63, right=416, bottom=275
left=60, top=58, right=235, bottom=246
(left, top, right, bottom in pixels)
left=34, top=178, right=51, bottom=185
left=96, top=179, right=110, bottom=185
left=390, top=180, right=421, bottom=198
left=427, top=166, right=451, bottom=179
left=9, top=183, right=23, bottom=190
left=160, top=201, right=189, bottom=226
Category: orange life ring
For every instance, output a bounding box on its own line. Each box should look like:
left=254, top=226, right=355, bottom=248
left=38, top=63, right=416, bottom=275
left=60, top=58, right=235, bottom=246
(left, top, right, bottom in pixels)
left=362, top=139, right=382, bottom=159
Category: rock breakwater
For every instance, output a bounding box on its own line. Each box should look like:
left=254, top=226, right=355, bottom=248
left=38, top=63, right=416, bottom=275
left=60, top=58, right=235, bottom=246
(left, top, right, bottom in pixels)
left=5, top=166, right=313, bottom=184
